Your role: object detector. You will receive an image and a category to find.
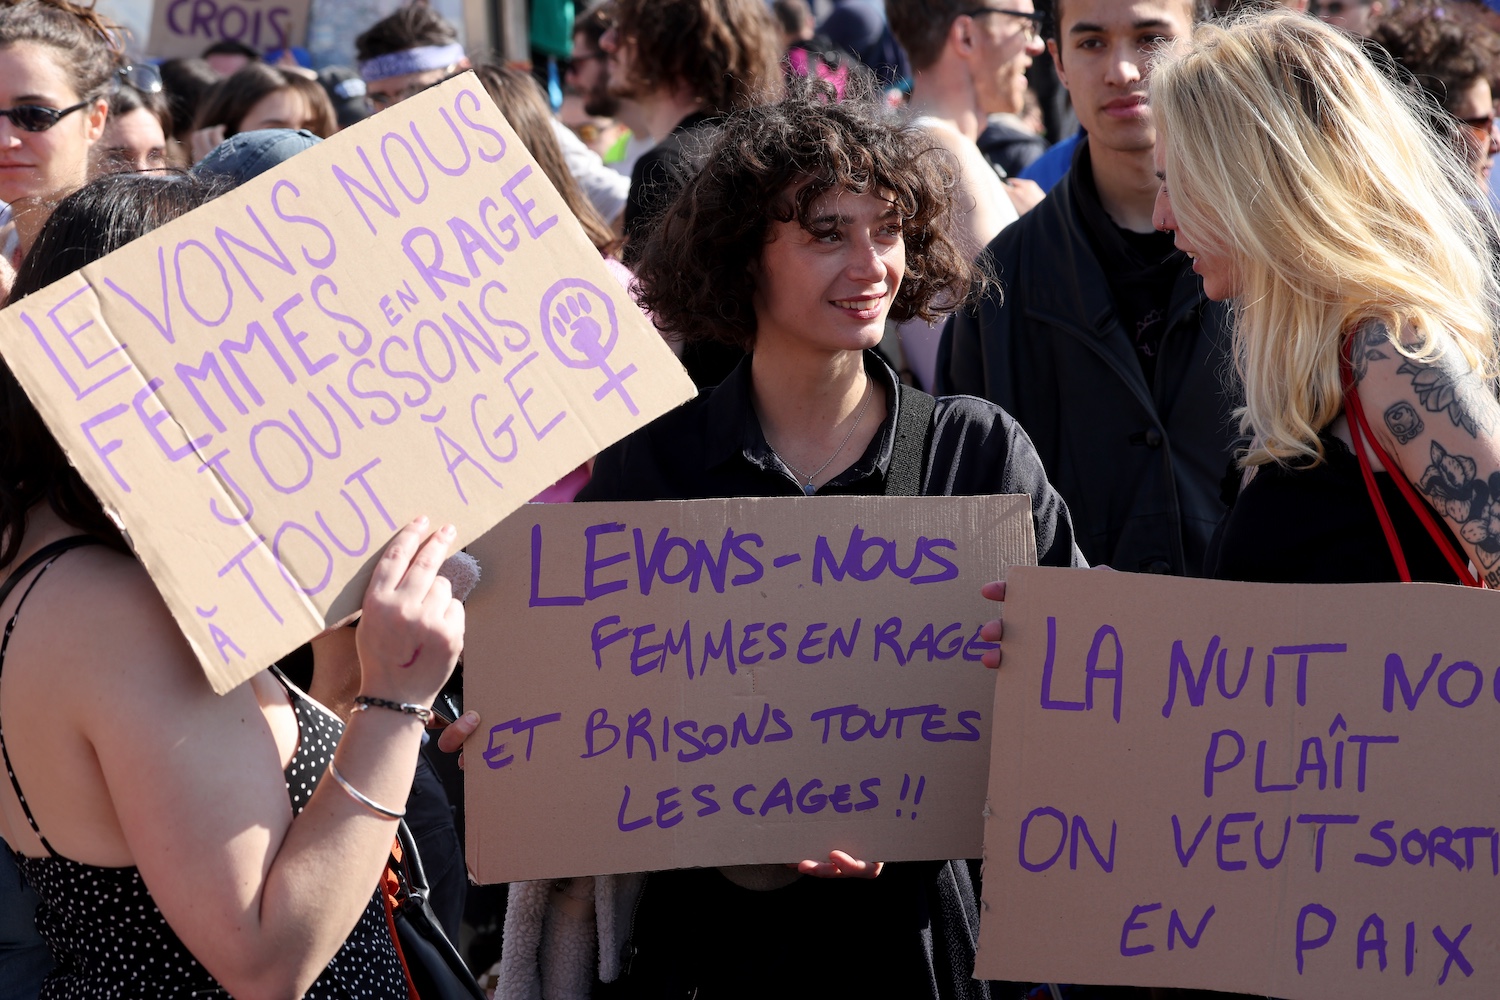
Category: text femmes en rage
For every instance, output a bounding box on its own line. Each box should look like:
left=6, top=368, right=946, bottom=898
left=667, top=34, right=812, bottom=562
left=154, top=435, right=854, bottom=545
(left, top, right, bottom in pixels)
left=29, top=86, right=569, bottom=654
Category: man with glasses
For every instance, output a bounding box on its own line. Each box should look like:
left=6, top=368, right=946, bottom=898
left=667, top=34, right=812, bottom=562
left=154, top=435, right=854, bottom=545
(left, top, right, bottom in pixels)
left=568, top=3, right=653, bottom=178
left=939, top=0, right=1239, bottom=579
left=887, top=0, right=1042, bottom=251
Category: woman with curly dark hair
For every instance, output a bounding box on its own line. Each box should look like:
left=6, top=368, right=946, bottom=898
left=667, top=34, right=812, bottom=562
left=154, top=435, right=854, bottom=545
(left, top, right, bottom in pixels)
left=512, top=91, right=1085, bottom=1000
left=1372, top=3, right=1500, bottom=183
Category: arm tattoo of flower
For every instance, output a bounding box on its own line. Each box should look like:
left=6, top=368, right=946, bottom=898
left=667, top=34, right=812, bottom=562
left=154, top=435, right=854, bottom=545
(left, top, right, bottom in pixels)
left=1396, top=358, right=1499, bottom=439
left=1418, top=440, right=1500, bottom=569
left=1382, top=402, right=1424, bottom=445
left=1350, top=322, right=1391, bottom=381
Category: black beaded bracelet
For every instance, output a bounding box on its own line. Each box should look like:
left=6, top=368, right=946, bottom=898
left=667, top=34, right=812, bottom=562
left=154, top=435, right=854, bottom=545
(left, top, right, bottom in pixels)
left=353, top=695, right=434, bottom=723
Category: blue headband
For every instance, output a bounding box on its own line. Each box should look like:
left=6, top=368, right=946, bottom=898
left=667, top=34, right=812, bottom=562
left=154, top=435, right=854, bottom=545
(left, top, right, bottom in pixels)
left=359, top=43, right=465, bottom=83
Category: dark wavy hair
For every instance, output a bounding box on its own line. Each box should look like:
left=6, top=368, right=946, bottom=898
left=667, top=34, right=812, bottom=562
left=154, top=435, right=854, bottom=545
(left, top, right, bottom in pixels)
left=194, top=63, right=337, bottom=138
left=610, top=0, right=784, bottom=113
left=0, top=172, right=231, bottom=566
left=632, top=88, right=981, bottom=351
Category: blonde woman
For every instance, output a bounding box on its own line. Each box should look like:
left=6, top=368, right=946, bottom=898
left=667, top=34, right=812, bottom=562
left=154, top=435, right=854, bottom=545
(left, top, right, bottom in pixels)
left=1151, top=11, right=1500, bottom=585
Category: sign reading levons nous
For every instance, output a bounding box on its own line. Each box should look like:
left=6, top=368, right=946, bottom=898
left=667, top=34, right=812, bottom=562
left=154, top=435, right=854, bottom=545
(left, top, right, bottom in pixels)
left=978, top=567, right=1500, bottom=999
left=0, top=74, right=695, bottom=693
left=462, top=495, right=1037, bottom=884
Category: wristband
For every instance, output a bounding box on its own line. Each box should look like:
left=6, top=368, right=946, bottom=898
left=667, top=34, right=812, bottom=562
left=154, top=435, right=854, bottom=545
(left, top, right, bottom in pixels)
left=353, top=695, right=433, bottom=723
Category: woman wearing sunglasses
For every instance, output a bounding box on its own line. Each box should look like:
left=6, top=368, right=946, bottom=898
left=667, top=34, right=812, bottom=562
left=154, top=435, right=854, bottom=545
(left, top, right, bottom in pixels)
left=0, top=0, right=115, bottom=273
left=1372, top=5, right=1500, bottom=186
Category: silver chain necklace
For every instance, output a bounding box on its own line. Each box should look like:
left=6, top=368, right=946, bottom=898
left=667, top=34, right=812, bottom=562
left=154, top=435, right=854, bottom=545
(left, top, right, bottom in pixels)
left=773, top=378, right=875, bottom=496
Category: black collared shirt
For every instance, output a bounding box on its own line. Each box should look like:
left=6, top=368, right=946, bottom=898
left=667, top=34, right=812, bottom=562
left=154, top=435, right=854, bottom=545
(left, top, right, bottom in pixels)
left=580, top=351, right=1085, bottom=568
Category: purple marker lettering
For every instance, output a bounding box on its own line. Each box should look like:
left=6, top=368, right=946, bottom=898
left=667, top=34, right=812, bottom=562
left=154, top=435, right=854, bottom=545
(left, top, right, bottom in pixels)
left=1295, top=904, right=1336, bottom=974
left=316, top=489, right=373, bottom=557
left=1120, top=904, right=1161, bottom=957
left=410, top=110, right=471, bottom=177
left=1296, top=814, right=1359, bottom=873
left=1039, top=616, right=1084, bottom=712
left=21, top=301, right=131, bottom=401
left=249, top=418, right=314, bottom=494
left=504, top=351, right=565, bottom=440
left=434, top=424, right=504, bottom=504
left=271, top=520, right=334, bottom=595
left=270, top=179, right=337, bottom=269
left=333, top=146, right=401, bottom=235
left=1018, top=806, right=1067, bottom=873
left=478, top=197, right=520, bottom=253
left=173, top=239, right=234, bottom=326
left=217, top=535, right=284, bottom=624
left=133, top=377, right=209, bottom=461
left=500, top=165, right=558, bottom=238
left=197, top=448, right=254, bottom=524
left=213, top=206, right=296, bottom=303
left=343, top=458, right=397, bottom=530
left=470, top=393, right=519, bottom=463
left=453, top=89, right=506, bottom=161
left=381, top=131, right=430, bottom=204
left=273, top=293, right=337, bottom=377
left=80, top=404, right=132, bottom=492
left=101, top=246, right=176, bottom=344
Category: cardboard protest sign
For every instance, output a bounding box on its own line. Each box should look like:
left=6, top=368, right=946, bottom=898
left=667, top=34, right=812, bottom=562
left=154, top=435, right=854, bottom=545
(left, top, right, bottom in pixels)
left=462, top=495, right=1037, bottom=884
left=0, top=74, right=694, bottom=693
left=148, top=0, right=311, bottom=59
left=977, top=566, right=1500, bottom=998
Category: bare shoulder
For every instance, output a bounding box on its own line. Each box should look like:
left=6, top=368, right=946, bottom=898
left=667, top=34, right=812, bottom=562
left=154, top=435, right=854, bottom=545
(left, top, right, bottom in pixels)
left=15, top=544, right=215, bottom=709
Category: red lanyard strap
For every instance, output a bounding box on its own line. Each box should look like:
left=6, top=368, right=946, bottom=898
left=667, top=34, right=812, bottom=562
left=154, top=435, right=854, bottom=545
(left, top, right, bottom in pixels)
left=1338, top=333, right=1481, bottom=587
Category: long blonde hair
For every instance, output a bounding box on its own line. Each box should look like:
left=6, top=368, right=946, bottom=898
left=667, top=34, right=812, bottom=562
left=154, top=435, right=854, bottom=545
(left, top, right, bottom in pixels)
left=1153, top=11, right=1500, bottom=468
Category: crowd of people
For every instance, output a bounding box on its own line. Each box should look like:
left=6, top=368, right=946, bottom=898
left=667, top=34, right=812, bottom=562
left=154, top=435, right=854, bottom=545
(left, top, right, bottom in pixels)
left=0, top=0, right=1497, bottom=998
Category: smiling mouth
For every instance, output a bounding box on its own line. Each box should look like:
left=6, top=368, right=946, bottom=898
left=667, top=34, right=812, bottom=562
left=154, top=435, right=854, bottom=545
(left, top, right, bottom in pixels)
left=833, top=297, right=883, bottom=311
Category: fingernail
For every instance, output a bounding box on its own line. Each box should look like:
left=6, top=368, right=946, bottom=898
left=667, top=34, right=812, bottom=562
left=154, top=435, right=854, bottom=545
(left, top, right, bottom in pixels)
left=415, top=514, right=429, bottom=526
left=463, top=710, right=479, bottom=724
left=441, top=524, right=456, bottom=538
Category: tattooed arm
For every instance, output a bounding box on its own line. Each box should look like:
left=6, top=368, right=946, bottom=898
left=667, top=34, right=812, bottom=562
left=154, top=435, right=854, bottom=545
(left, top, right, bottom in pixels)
left=1348, top=322, right=1500, bottom=585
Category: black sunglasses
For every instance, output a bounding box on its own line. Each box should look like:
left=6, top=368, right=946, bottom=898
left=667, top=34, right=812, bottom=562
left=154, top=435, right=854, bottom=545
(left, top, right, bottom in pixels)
left=116, top=62, right=164, bottom=95
left=0, top=100, right=90, bottom=132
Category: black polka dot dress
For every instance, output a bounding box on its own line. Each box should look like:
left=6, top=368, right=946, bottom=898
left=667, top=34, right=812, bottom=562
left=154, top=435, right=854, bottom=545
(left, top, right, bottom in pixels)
left=0, top=549, right=408, bottom=999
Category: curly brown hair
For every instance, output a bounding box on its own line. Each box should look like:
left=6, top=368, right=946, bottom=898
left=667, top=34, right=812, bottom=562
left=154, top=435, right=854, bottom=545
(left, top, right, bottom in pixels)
left=633, top=90, right=982, bottom=351
left=1371, top=3, right=1499, bottom=115
left=609, top=0, right=784, bottom=113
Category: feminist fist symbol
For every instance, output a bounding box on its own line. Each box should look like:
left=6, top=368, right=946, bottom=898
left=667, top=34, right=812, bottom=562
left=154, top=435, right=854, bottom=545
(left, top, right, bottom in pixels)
left=552, top=293, right=605, bottom=355
left=539, top=279, right=639, bottom=415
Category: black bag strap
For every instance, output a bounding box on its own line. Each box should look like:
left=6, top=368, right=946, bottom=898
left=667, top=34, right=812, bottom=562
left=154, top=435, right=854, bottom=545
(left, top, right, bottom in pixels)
left=391, top=820, right=487, bottom=1000
left=884, top=384, right=937, bottom=497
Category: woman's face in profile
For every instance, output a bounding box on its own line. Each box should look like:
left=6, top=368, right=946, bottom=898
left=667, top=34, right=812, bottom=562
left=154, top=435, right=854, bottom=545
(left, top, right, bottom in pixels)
left=1152, top=129, right=1237, bottom=302
left=750, top=186, right=906, bottom=356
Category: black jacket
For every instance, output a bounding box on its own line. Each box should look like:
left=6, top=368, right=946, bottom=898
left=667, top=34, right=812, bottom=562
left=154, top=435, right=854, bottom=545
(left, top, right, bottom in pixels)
left=936, top=141, right=1239, bottom=575
left=581, top=350, right=1084, bottom=570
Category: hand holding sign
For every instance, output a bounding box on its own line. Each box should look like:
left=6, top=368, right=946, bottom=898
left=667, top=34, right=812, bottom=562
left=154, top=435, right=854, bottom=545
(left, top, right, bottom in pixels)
left=355, top=517, right=464, bottom=709
left=0, top=75, right=695, bottom=694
